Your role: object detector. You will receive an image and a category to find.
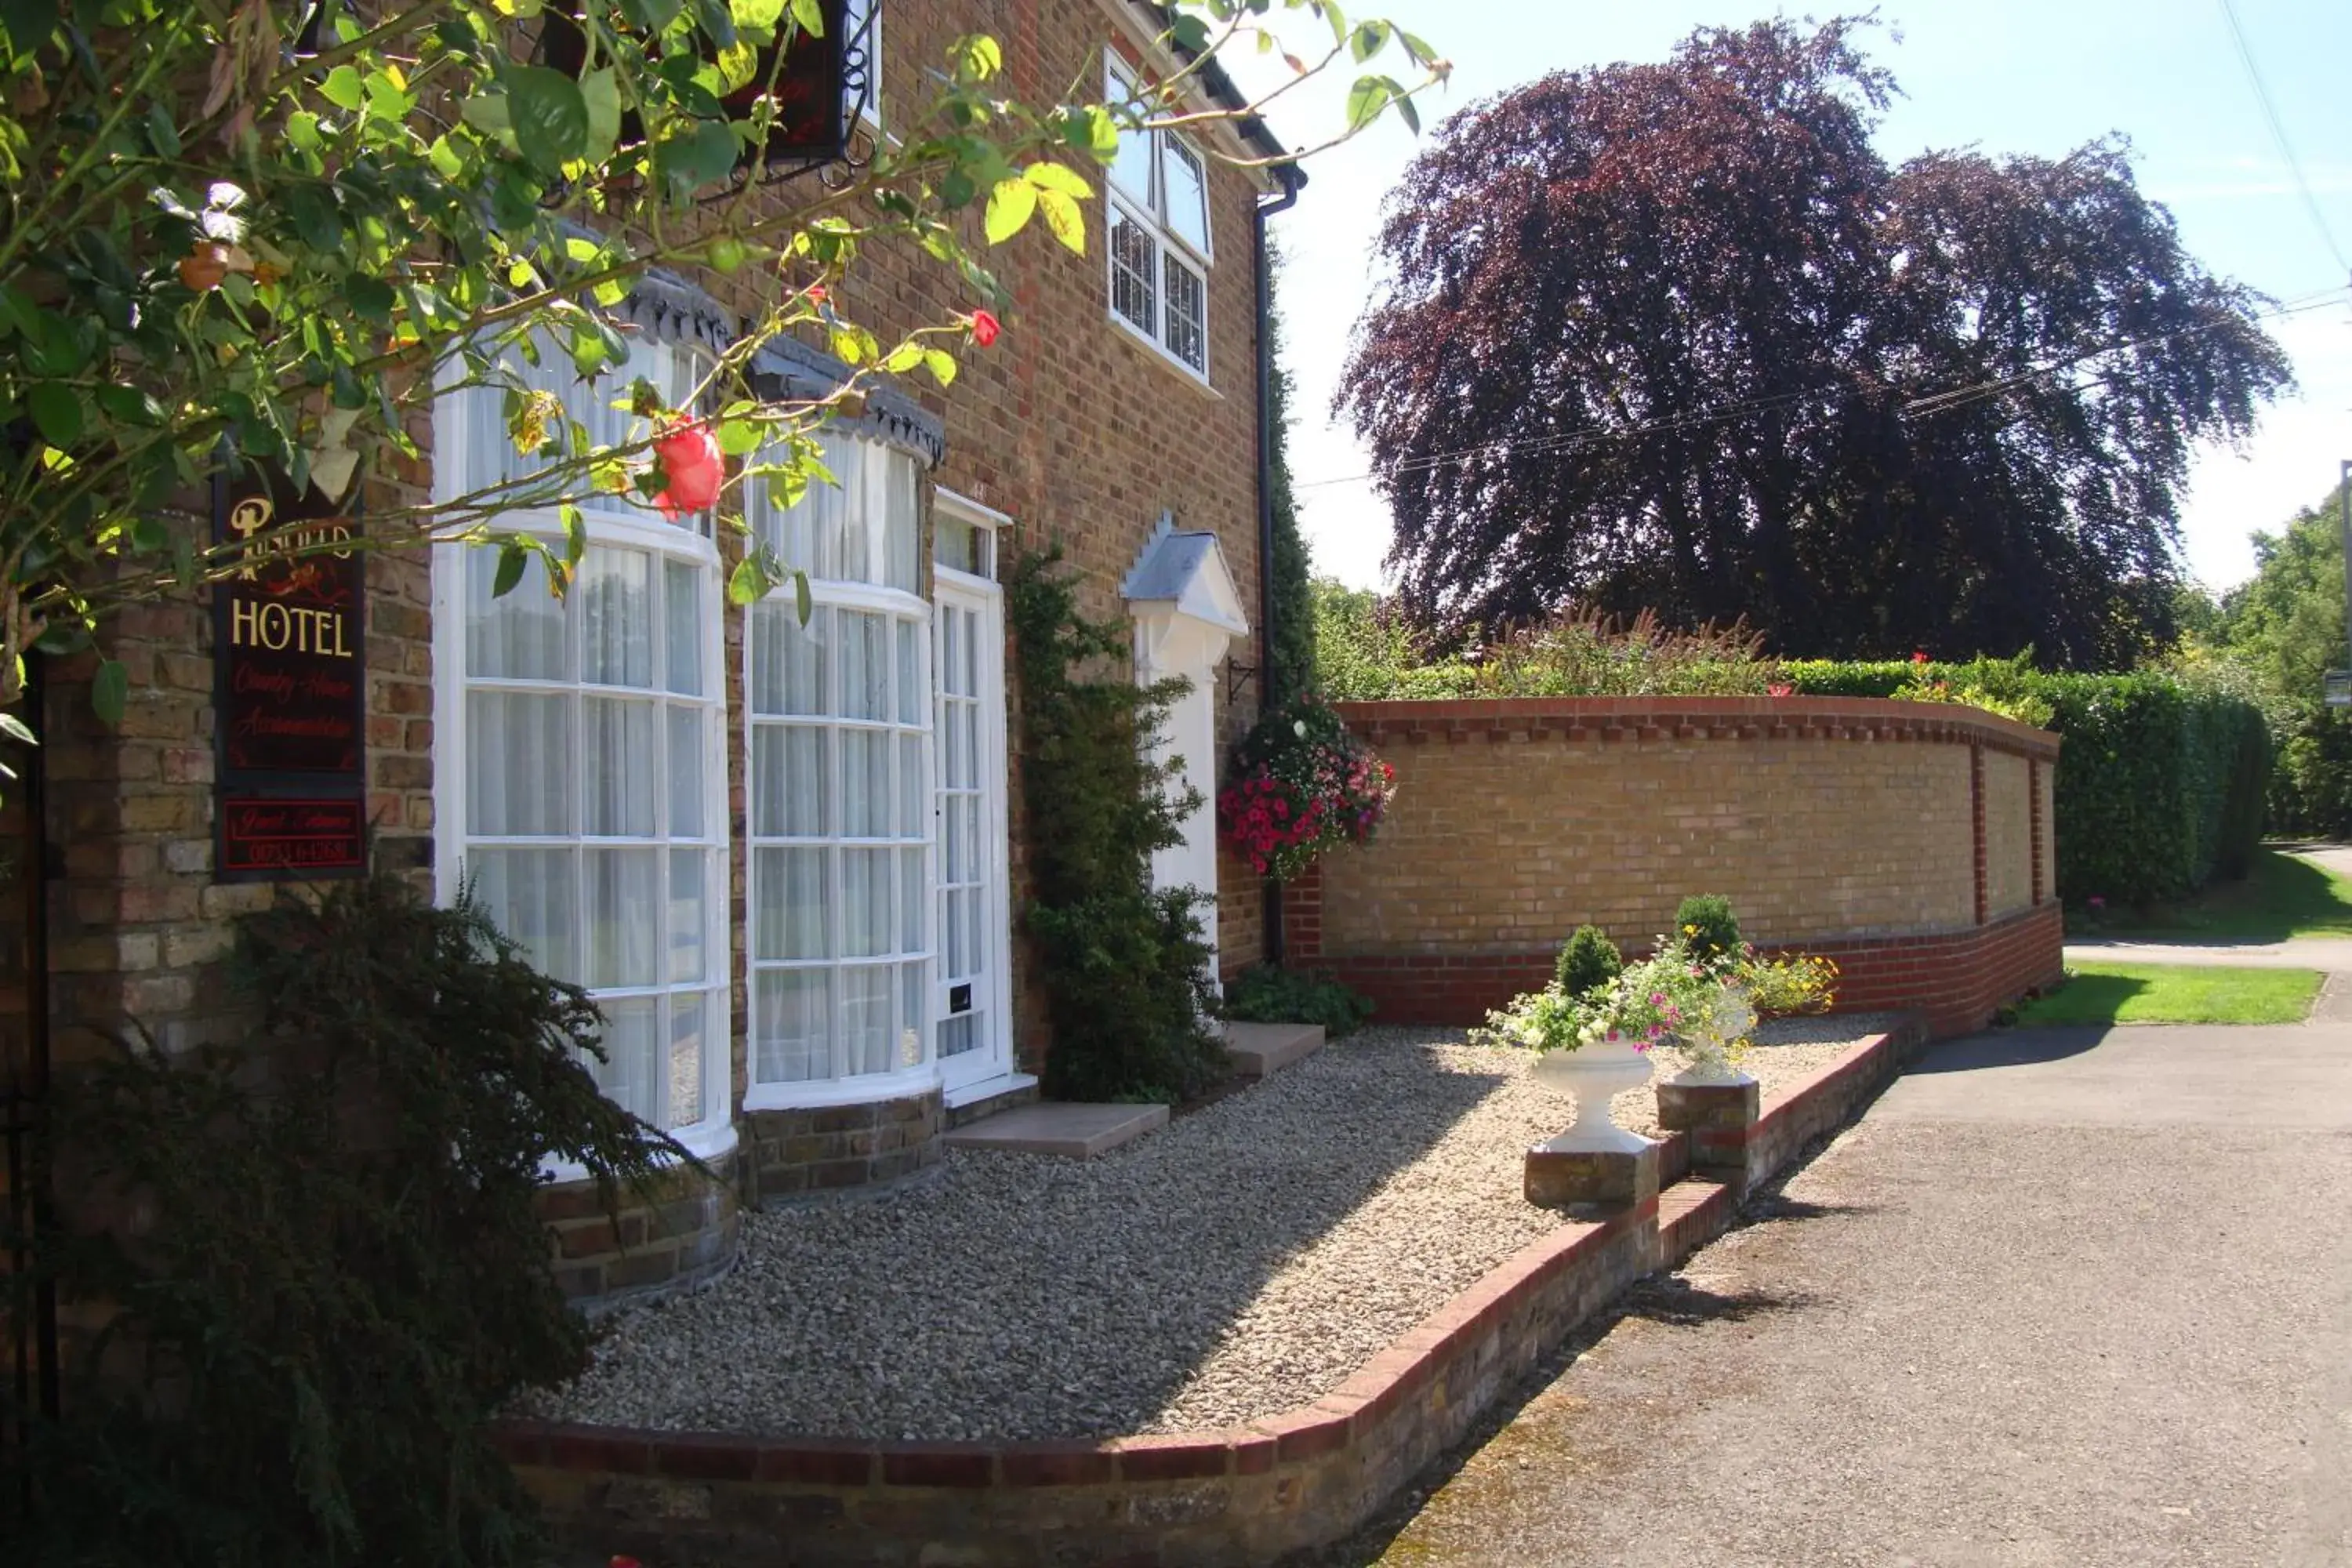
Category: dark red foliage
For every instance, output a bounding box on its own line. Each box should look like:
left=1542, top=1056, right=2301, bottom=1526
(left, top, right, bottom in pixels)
left=1337, top=19, right=2292, bottom=667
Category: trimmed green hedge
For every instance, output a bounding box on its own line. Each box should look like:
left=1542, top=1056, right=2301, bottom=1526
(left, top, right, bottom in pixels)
left=1783, top=660, right=2270, bottom=907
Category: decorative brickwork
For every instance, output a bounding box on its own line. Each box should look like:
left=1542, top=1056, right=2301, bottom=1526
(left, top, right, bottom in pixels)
left=495, top=1020, right=1928, bottom=1567
left=744, top=1090, right=942, bottom=1206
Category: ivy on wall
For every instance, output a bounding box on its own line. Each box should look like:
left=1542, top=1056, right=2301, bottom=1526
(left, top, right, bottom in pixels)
left=1006, top=547, right=1226, bottom=1103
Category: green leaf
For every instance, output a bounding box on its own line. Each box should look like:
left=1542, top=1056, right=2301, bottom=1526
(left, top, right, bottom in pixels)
left=26, top=384, right=80, bottom=447
left=1344, top=74, right=1392, bottom=132
left=714, top=39, right=758, bottom=92
left=505, top=65, right=590, bottom=173
left=984, top=176, right=1036, bottom=244
left=1025, top=161, right=1091, bottom=199
left=1350, top=20, right=1389, bottom=62
left=923, top=347, right=958, bottom=387
left=716, top=417, right=764, bottom=456
left=1036, top=187, right=1085, bottom=253
left=1319, top=0, right=1349, bottom=48
left=1169, top=13, right=1212, bottom=51
left=658, top=120, right=740, bottom=192
left=580, top=68, right=622, bottom=163
left=561, top=503, right=586, bottom=565
left=788, top=0, right=823, bottom=34
left=882, top=342, right=924, bottom=374
left=146, top=100, right=180, bottom=157
left=1398, top=27, right=1443, bottom=73
left=0, top=710, right=36, bottom=748
left=727, top=555, right=771, bottom=605
left=492, top=541, right=529, bottom=599
left=732, top=0, right=786, bottom=36
left=428, top=134, right=466, bottom=180
left=459, top=94, right=513, bottom=141
left=1392, top=79, right=1419, bottom=133
left=956, top=35, right=1002, bottom=81
left=320, top=64, right=365, bottom=111
left=91, top=659, right=128, bottom=726
left=794, top=568, right=812, bottom=626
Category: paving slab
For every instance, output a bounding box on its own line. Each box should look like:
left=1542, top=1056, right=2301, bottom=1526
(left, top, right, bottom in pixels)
left=1223, top=1020, right=1327, bottom=1078
left=940, top=1101, right=1167, bottom=1158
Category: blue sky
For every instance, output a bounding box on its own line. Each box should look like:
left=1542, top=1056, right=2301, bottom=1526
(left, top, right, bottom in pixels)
left=1237, top=0, right=2352, bottom=595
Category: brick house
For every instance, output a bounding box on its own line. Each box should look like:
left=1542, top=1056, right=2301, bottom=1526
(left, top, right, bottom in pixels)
left=6, top=0, right=1302, bottom=1308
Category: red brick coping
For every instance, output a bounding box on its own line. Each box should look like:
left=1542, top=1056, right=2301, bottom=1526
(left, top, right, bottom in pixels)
left=1332, top=694, right=2061, bottom=763
left=495, top=1018, right=1929, bottom=1567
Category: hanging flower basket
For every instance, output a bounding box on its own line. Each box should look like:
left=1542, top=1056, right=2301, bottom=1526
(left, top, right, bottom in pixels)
left=1218, top=695, right=1396, bottom=881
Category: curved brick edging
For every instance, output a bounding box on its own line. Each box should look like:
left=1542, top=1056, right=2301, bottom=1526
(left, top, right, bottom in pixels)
left=496, top=1019, right=1929, bottom=1567
left=1311, top=904, right=2063, bottom=1038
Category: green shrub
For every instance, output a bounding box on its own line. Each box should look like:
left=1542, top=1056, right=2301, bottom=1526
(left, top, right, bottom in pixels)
left=1553, top=924, right=1623, bottom=998
left=1008, top=547, right=1228, bottom=1103
left=1221, top=966, right=1376, bottom=1038
left=0, top=872, right=684, bottom=1566
left=1673, top=894, right=1741, bottom=967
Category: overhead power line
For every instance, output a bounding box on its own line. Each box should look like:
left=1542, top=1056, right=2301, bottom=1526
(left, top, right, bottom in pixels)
left=1294, top=285, right=2351, bottom=492
left=2217, top=0, right=2351, bottom=277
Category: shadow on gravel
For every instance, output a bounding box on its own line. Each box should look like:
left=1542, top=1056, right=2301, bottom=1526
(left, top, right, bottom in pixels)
left=1907, top=1025, right=2111, bottom=1073
left=1739, top=1193, right=1879, bottom=1225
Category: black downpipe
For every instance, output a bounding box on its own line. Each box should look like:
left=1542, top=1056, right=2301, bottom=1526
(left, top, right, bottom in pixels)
left=1254, top=165, right=1302, bottom=969
left=24, top=653, right=55, bottom=1428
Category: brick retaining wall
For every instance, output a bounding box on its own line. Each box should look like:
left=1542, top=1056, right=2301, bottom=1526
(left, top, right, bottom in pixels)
left=1287, top=697, right=2063, bottom=1036
left=496, top=1019, right=1929, bottom=1566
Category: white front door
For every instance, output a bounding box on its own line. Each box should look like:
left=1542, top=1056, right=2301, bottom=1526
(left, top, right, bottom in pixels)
left=932, top=572, right=1012, bottom=1094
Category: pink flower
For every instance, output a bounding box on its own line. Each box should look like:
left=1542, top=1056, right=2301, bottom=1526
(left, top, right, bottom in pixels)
left=652, top=420, right=724, bottom=518
left=968, top=308, right=1001, bottom=347
left=1912, top=649, right=1931, bottom=665
left=1767, top=682, right=1793, bottom=697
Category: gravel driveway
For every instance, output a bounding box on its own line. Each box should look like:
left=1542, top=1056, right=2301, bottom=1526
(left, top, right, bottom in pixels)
left=523, top=1016, right=1888, bottom=1443
left=1329, top=1020, right=2352, bottom=1566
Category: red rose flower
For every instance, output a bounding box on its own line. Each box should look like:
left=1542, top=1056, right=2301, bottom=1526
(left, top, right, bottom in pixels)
left=968, top=309, right=1001, bottom=347
left=652, top=419, right=724, bottom=519
left=1911, top=649, right=1931, bottom=665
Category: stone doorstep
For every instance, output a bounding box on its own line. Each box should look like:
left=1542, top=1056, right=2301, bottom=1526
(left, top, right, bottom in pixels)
left=939, top=1101, right=1170, bottom=1159
left=1221, top=1020, right=1328, bottom=1079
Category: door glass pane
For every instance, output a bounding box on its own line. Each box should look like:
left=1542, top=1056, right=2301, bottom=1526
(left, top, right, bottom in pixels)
left=942, top=801, right=964, bottom=892
left=881, top=448, right=919, bottom=593
left=841, top=965, right=892, bottom=1076
left=583, top=697, right=656, bottom=836
left=467, top=691, right=574, bottom=836
left=753, top=725, right=827, bottom=837
left=900, top=962, right=926, bottom=1065
left=756, top=969, right=829, bottom=1083
left=668, top=706, right=705, bottom=839
left=470, top=848, right=578, bottom=980
left=751, top=601, right=827, bottom=716
left=667, top=992, right=706, bottom=1131
left=465, top=546, right=569, bottom=681
left=895, top=619, right=918, bottom=723
left=898, top=734, right=924, bottom=837
left=586, top=847, right=659, bottom=987
left=942, top=883, right=963, bottom=979
left=665, top=558, right=703, bottom=695
left=900, top=847, right=924, bottom=955
left=581, top=547, right=655, bottom=688
left=755, top=847, right=829, bottom=960
left=670, top=847, right=705, bottom=982
left=958, top=887, right=982, bottom=977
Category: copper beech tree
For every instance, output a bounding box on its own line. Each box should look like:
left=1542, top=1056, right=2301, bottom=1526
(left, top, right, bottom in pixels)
left=0, top=0, right=1447, bottom=744
left=1338, top=17, right=2292, bottom=667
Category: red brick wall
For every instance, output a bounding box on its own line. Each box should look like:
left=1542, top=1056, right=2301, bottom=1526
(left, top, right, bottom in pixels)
left=1286, top=698, right=2064, bottom=1037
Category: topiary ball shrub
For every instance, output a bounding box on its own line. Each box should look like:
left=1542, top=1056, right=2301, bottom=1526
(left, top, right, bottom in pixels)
left=1554, top=924, right=1623, bottom=998
left=1674, top=893, right=1742, bottom=967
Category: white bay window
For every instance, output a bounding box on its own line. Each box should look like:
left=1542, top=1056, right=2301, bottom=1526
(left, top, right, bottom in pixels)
left=745, top=430, right=934, bottom=1101
left=1106, top=54, right=1214, bottom=379
left=434, top=335, right=731, bottom=1146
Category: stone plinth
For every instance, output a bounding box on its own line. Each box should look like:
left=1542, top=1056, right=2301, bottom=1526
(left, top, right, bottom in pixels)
left=1656, top=1076, right=1762, bottom=1182
left=1525, top=1139, right=1660, bottom=1219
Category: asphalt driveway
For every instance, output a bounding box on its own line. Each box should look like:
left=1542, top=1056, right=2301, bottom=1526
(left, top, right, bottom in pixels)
left=1334, top=1021, right=2352, bottom=1566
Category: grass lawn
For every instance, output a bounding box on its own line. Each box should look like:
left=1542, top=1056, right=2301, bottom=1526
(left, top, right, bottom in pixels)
left=2089, top=846, right=2352, bottom=943
left=2011, top=960, right=2324, bottom=1027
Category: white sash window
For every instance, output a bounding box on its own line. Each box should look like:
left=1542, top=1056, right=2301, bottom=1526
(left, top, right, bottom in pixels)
left=1105, top=54, right=1214, bottom=380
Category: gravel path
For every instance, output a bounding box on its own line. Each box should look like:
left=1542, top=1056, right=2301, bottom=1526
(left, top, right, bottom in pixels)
left=524, top=1015, right=1895, bottom=1443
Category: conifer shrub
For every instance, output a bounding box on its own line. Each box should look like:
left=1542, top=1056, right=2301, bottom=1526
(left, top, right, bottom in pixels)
left=1673, top=894, right=1742, bottom=967
left=1554, top=924, right=1623, bottom=998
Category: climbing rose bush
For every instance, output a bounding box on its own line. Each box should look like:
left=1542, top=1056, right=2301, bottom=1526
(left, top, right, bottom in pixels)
left=1218, top=696, right=1396, bottom=880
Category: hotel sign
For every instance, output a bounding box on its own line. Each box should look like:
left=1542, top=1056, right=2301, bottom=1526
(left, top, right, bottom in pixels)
left=212, top=467, right=368, bottom=880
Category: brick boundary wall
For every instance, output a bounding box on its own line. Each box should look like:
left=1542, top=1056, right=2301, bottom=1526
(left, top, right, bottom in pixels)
left=494, top=1019, right=1929, bottom=1568
left=1286, top=697, right=2063, bottom=1037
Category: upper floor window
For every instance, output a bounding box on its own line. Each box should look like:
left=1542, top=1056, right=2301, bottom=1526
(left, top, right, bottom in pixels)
left=1105, top=54, right=1212, bottom=379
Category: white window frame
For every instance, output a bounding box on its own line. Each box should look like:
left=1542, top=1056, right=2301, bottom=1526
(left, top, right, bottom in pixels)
left=430, top=344, right=735, bottom=1167
left=844, top=0, right=882, bottom=134
left=931, top=488, right=1023, bottom=1107
left=741, top=435, right=938, bottom=1113
left=1105, top=53, right=1214, bottom=383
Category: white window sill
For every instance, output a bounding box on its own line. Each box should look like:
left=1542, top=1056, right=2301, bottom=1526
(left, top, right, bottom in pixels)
left=742, top=1064, right=944, bottom=1113
left=539, top=1117, right=741, bottom=1189
left=1108, top=308, right=1221, bottom=397
left=943, top=1070, right=1038, bottom=1111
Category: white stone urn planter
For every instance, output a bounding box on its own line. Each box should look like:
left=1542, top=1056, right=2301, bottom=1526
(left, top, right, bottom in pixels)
left=1529, top=1036, right=1655, bottom=1154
